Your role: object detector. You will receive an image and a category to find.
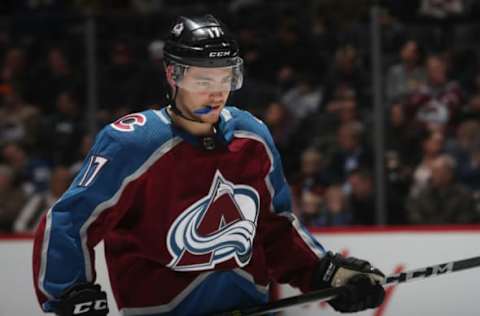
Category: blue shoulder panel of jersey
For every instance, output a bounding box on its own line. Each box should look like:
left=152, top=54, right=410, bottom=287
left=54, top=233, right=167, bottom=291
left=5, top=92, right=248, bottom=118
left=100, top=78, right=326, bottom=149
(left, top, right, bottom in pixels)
left=41, top=109, right=177, bottom=310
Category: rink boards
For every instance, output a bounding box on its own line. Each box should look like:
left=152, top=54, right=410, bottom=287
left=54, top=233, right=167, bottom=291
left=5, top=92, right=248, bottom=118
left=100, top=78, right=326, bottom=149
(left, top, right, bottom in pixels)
left=1, top=226, right=479, bottom=316
left=279, top=226, right=480, bottom=316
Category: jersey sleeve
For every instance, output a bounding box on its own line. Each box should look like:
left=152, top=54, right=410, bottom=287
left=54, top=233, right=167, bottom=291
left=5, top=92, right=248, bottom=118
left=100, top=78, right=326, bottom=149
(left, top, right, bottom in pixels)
left=32, top=126, right=148, bottom=312
left=261, top=132, right=326, bottom=292
left=230, top=107, right=326, bottom=292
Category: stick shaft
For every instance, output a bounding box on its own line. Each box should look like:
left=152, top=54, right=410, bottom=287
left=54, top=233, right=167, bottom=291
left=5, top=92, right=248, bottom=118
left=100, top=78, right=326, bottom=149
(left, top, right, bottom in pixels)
left=219, top=255, right=480, bottom=316
left=382, top=255, right=480, bottom=285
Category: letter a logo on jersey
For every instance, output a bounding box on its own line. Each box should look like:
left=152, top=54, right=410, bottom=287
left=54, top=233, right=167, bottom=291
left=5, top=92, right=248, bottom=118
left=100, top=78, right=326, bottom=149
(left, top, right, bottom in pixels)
left=166, top=170, right=260, bottom=271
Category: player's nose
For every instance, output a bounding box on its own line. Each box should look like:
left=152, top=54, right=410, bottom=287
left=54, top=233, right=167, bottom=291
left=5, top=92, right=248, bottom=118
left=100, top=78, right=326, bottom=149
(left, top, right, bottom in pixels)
left=209, top=91, right=227, bottom=101
left=209, top=90, right=226, bottom=97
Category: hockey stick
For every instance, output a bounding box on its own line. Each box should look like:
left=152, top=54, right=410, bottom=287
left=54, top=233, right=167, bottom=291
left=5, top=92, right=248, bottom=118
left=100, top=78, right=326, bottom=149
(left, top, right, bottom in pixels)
left=217, top=255, right=480, bottom=316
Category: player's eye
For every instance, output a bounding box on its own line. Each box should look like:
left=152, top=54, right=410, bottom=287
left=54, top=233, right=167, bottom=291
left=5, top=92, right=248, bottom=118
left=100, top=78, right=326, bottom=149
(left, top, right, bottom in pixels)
left=195, top=81, right=212, bottom=87
left=221, top=77, right=232, bottom=84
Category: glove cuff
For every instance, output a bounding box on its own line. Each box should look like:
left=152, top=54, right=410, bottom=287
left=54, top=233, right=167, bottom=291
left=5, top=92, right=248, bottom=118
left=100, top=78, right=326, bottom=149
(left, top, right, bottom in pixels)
left=55, top=283, right=108, bottom=316
left=311, top=251, right=338, bottom=290
left=59, top=283, right=101, bottom=300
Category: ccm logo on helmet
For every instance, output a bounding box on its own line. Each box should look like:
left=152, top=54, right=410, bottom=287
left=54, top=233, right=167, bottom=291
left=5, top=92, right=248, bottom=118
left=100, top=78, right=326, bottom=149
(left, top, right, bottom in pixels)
left=209, top=51, right=231, bottom=57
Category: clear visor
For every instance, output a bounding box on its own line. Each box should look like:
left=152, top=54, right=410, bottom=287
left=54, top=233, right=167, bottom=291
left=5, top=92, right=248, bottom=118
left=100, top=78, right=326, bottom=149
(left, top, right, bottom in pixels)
left=172, top=58, right=243, bottom=93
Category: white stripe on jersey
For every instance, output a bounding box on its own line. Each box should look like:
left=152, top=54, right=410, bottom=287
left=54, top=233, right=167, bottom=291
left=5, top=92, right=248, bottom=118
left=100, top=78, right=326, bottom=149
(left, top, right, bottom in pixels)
left=80, top=137, right=183, bottom=281
left=38, top=208, right=54, bottom=300
left=154, top=109, right=171, bottom=124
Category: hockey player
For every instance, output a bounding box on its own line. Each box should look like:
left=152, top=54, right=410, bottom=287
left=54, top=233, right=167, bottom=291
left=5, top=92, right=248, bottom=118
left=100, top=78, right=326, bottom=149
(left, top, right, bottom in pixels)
left=32, top=14, right=385, bottom=316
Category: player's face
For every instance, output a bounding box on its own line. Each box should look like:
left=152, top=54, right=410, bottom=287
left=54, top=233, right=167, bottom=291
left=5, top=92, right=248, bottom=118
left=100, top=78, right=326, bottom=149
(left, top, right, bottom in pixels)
left=176, top=67, right=232, bottom=123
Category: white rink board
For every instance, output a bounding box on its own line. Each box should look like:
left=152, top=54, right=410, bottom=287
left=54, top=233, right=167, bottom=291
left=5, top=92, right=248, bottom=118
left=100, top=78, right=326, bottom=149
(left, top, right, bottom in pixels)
left=0, top=239, right=37, bottom=316
left=280, top=229, right=480, bottom=316
left=1, top=228, right=479, bottom=316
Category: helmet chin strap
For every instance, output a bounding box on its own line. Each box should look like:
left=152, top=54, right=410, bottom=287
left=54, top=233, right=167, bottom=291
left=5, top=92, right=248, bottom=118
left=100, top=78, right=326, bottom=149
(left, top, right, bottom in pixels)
left=167, top=89, right=220, bottom=151
left=169, top=103, right=204, bottom=123
left=167, top=87, right=207, bottom=124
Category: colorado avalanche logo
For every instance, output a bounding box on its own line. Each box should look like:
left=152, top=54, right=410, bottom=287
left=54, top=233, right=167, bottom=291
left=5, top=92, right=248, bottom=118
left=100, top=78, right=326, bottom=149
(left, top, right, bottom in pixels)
left=111, top=113, right=146, bottom=132
left=167, top=170, right=260, bottom=271
left=172, top=22, right=184, bottom=37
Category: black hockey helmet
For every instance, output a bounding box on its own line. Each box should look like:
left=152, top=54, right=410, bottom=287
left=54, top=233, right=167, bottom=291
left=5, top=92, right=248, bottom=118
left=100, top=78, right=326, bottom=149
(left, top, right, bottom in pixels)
left=164, top=14, right=244, bottom=93
left=164, top=14, right=241, bottom=68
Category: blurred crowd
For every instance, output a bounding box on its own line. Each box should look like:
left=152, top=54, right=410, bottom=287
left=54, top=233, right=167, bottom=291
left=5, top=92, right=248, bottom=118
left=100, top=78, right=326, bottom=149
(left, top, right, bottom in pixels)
left=1, top=0, right=480, bottom=233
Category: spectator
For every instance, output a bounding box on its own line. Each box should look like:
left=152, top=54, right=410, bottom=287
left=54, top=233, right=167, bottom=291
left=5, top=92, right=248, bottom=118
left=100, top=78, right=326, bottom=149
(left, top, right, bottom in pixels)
left=309, top=5, right=335, bottom=55
left=0, top=30, right=10, bottom=58
left=13, top=166, right=72, bottom=233
left=257, top=20, right=315, bottom=90
left=37, top=90, right=85, bottom=165
left=300, top=185, right=352, bottom=227
left=346, top=169, right=375, bottom=225
left=291, top=146, right=331, bottom=209
left=30, top=47, right=79, bottom=113
left=100, top=40, right=142, bottom=119
left=281, top=72, right=323, bottom=122
left=322, top=45, right=369, bottom=108
left=0, top=164, right=28, bottom=232
left=0, top=90, right=40, bottom=147
left=386, top=103, right=422, bottom=166
left=419, top=0, right=465, bottom=19
left=325, top=93, right=359, bottom=125
left=1, top=142, right=51, bottom=195
left=298, top=188, right=324, bottom=226
left=447, top=119, right=480, bottom=158
left=292, top=92, right=361, bottom=161
left=234, top=21, right=263, bottom=80
left=1, top=47, right=28, bottom=96
left=329, top=121, right=372, bottom=182
left=410, top=130, right=445, bottom=197
left=262, top=101, right=295, bottom=152
left=407, top=154, right=478, bottom=224
left=130, top=0, right=163, bottom=14
left=317, top=185, right=353, bottom=226
left=406, top=54, right=464, bottom=131
left=134, top=40, right=168, bottom=109
left=385, top=39, right=426, bottom=104
left=458, top=92, right=480, bottom=122
left=446, top=120, right=480, bottom=191
left=228, top=77, right=278, bottom=118
left=458, top=146, right=480, bottom=192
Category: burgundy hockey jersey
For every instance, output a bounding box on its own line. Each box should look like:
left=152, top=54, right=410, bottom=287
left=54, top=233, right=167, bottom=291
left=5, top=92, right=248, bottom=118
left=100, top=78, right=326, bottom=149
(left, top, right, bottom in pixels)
left=33, top=106, right=326, bottom=315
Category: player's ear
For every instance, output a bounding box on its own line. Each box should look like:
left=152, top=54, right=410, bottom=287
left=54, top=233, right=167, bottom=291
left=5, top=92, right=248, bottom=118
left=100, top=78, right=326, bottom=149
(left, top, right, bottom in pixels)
left=165, top=64, right=177, bottom=88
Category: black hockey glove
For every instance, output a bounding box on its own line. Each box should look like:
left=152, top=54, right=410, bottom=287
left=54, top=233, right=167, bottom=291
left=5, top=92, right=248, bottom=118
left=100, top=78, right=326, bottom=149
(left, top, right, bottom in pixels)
left=312, top=251, right=385, bottom=313
left=54, top=283, right=109, bottom=316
